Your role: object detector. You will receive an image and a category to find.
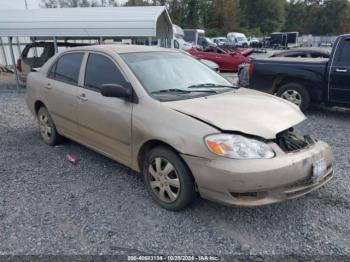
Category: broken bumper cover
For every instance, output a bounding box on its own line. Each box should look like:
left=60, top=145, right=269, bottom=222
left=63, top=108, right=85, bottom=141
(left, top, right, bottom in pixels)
left=182, top=140, right=334, bottom=207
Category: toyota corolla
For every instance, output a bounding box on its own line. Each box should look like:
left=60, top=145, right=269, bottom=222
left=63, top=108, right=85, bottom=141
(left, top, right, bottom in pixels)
left=26, top=45, right=334, bottom=210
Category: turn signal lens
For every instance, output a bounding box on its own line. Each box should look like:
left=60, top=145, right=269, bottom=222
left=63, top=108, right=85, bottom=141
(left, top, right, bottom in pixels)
left=206, top=140, right=232, bottom=156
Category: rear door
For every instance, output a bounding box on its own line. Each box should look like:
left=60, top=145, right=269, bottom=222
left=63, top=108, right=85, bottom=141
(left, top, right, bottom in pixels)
left=328, top=37, right=350, bottom=104
left=77, top=52, right=133, bottom=165
left=44, top=52, right=84, bottom=137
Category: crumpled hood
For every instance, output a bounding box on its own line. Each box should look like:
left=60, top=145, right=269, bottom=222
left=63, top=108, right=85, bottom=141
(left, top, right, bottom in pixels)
left=164, top=88, right=306, bottom=139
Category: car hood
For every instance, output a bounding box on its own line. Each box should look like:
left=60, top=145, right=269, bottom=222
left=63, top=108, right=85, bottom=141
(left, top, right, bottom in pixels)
left=164, top=88, right=306, bottom=139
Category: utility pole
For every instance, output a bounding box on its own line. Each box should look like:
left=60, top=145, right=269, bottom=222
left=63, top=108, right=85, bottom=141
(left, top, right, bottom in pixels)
left=24, top=0, right=28, bottom=9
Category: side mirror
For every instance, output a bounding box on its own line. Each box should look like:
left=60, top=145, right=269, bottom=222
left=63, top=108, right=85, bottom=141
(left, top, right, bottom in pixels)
left=100, top=84, right=132, bottom=99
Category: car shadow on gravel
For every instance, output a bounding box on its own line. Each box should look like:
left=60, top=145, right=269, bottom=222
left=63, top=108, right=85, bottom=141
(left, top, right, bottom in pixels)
left=307, top=104, right=350, bottom=117
left=308, top=193, right=350, bottom=210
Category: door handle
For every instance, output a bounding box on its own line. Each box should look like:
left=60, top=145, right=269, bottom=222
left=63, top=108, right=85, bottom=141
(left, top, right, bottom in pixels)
left=78, top=93, right=88, bottom=101
left=336, top=68, right=348, bottom=73
left=45, top=83, right=52, bottom=89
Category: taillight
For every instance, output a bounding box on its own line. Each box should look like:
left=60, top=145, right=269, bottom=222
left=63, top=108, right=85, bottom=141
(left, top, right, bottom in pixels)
left=248, top=63, right=254, bottom=76
left=16, top=59, right=22, bottom=72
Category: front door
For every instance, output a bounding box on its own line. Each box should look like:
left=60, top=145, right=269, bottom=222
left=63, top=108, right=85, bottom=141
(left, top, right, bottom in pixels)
left=77, top=52, right=133, bottom=165
left=328, top=38, right=350, bottom=104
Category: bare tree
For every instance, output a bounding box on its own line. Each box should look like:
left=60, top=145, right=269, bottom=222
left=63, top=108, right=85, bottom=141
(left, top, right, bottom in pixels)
left=40, top=0, right=120, bottom=8
left=40, top=0, right=59, bottom=8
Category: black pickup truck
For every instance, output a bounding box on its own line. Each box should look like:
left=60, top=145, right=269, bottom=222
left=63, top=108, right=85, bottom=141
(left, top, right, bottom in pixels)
left=242, top=34, right=350, bottom=111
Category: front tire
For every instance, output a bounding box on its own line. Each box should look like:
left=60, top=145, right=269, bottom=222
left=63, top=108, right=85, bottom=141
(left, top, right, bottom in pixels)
left=276, top=83, right=311, bottom=112
left=143, top=146, right=197, bottom=211
left=37, top=106, right=62, bottom=146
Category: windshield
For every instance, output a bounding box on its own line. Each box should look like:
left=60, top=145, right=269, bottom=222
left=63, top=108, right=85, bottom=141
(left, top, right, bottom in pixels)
left=237, top=37, right=247, bottom=42
left=205, top=37, right=215, bottom=44
left=121, top=52, right=234, bottom=101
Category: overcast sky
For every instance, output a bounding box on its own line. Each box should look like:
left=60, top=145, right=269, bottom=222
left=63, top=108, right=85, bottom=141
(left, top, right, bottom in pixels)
left=0, top=0, right=128, bottom=9
left=0, top=0, right=41, bottom=9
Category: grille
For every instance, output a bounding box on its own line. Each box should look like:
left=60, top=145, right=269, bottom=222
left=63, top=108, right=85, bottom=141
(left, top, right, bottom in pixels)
left=276, top=130, right=315, bottom=153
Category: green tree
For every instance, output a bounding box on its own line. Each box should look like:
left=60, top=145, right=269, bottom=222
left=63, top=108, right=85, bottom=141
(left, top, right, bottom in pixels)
left=284, top=0, right=308, bottom=33
left=182, top=0, right=201, bottom=28
left=321, top=0, right=350, bottom=34
left=300, top=0, right=350, bottom=35
left=238, top=0, right=286, bottom=35
left=41, top=0, right=350, bottom=36
left=125, top=0, right=149, bottom=6
left=205, top=0, right=239, bottom=35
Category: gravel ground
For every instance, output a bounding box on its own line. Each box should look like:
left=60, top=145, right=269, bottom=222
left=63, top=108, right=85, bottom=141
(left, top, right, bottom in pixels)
left=0, top=79, right=350, bottom=257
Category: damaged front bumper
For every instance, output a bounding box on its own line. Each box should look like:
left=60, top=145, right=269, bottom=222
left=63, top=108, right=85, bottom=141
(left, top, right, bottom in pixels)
left=181, top=140, right=334, bottom=207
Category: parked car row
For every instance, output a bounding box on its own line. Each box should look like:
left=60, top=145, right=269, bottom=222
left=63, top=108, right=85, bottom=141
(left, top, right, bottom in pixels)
left=212, top=34, right=261, bottom=48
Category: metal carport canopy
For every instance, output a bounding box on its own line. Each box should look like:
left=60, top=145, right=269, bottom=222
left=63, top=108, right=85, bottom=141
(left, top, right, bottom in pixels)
left=0, top=6, right=172, bottom=38
left=0, top=6, right=173, bottom=89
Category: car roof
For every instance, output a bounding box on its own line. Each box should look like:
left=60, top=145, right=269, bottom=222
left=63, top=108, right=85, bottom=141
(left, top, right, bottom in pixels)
left=62, top=44, right=177, bottom=54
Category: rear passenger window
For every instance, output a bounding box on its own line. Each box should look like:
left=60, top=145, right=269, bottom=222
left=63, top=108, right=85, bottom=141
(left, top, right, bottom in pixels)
left=84, top=53, right=127, bottom=91
left=50, top=53, right=84, bottom=85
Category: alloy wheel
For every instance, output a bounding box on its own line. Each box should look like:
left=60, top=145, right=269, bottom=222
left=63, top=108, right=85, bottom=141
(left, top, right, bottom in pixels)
left=281, top=89, right=302, bottom=106
left=38, top=111, right=53, bottom=143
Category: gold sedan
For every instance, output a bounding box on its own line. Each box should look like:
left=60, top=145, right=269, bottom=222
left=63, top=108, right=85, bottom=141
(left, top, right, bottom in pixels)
left=26, top=45, right=334, bottom=210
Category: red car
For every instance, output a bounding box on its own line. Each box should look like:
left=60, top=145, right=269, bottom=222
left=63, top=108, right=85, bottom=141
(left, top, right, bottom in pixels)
left=187, top=46, right=251, bottom=72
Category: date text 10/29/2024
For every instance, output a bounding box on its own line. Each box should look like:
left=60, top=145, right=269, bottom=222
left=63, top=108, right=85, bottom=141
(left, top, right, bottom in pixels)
left=127, top=255, right=220, bottom=261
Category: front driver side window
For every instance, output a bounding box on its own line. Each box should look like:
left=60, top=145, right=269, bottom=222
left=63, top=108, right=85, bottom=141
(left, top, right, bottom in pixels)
left=84, top=53, right=127, bottom=91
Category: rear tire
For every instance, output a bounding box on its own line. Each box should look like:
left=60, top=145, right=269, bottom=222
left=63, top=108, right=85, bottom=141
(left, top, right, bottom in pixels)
left=37, top=107, right=63, bottom=146
left=276, top=83, right=311, bottom=112
left=143, top=146, right=197, bottom=211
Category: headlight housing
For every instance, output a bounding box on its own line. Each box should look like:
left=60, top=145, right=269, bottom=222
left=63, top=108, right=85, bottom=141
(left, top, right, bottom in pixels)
left=205, top=134, right=275, bottom=159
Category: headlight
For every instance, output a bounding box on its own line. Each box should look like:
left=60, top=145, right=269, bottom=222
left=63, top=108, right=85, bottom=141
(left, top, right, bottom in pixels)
left=205, top=134, right=275, bottom=159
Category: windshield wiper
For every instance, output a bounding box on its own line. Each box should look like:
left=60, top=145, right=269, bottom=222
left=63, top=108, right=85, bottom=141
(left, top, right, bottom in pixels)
left=187, top=83, right=237, bottom=89
left=151, top=89, right=191, bottom=94
left=151, top=88, right=216, bottom=94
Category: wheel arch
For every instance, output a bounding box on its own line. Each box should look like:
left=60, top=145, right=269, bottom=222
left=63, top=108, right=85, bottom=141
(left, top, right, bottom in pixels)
left=136, top=139, right=194, bottom=179
left=137, top=139, right=179, bottom=171
left=272, top=76, right=322, bottom=102
left=34, top=100, right=46, bottom=116
left=272, top=76, right=309, bottom=94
